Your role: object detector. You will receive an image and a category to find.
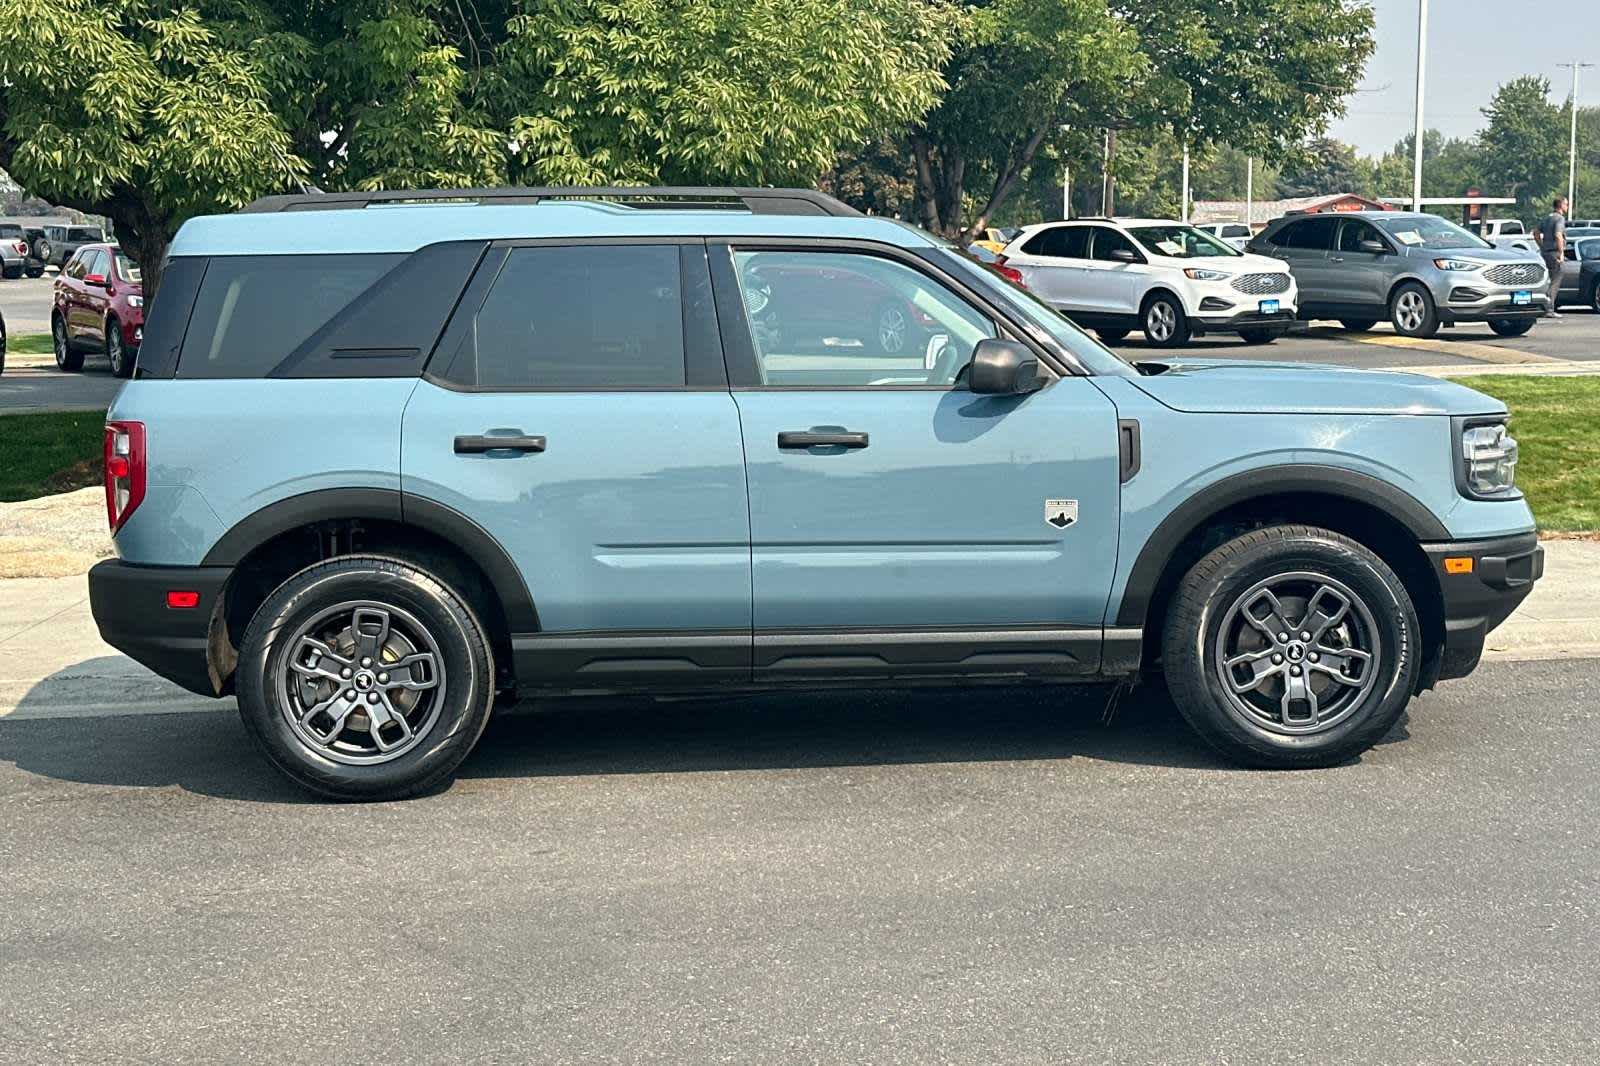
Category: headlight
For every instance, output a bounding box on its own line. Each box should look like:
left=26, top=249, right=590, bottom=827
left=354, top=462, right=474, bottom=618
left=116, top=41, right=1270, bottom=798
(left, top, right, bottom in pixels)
left=128, top=295, right=144, bottom=308
left=1461, top=421, right=1518, bottom=497
left=1184, top=268, right=1231, bottom=281
left=1434, top=258, right=1483, bottom=272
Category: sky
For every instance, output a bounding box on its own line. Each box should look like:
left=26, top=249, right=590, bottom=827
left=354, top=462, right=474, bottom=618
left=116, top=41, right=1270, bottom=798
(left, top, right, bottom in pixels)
left=1327, top=0, right=1600, bottom=156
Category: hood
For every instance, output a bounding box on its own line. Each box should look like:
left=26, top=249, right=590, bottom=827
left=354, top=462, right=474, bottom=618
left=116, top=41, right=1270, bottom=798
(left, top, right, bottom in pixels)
left=1232, top=252, right=1290, bottom=274
left=1128, top=359, right=1507, bottom=416
left=1402, top=243, right=1540, bottom=264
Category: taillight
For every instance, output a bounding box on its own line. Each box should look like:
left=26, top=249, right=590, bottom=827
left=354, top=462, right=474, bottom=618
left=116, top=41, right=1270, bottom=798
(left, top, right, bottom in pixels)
left=991, top=256, right=1026, bottom=287
left=11, top=241, right=25, bottom=255
left=104, top=421, right=146, bottom=532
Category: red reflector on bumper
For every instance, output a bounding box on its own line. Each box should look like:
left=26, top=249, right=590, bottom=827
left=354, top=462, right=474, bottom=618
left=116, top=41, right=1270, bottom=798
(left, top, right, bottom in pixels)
left=166, top=590, right=200, bottom=609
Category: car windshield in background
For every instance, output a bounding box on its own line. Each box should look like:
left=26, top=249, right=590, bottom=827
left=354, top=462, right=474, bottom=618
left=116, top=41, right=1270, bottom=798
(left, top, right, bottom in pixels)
left=68, top=228, right=103, bottom=242
left=1126, top=225, right=1241, bottom=259
left=115, top=253, right=141, bottom=283
left=1579, top=239, right=1600, bottom=261
left=1376, top=215, right=1491, bottom=251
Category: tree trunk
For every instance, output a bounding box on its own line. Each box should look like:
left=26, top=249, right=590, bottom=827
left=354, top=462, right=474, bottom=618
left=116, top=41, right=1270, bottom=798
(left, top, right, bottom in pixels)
left=104, top=193, right=171, bottom=300
left=909, top=134, right=944, bottom=233
left=959, top=125, right=1048, bottom=244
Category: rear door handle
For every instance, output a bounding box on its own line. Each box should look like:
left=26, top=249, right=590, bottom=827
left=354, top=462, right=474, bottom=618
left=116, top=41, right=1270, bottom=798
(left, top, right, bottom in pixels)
left=454, top=434, right=546, bottom=454
left=777, top=430, right=869, bottom=449
left=1328, top=255, right=1345, bottom=263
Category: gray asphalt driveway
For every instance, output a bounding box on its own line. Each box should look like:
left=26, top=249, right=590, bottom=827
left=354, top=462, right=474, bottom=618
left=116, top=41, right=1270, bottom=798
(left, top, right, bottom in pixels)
left=3, top=659, right=1597, bottom=1063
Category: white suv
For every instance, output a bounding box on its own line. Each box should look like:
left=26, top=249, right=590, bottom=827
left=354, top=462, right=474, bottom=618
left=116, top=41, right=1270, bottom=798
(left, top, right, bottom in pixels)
left=1000, top=218, right=1298, bottom=347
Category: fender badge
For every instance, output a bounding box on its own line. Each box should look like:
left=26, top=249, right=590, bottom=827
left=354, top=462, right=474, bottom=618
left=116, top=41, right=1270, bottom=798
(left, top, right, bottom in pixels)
left=1045, top=499, right=1078, bottom=529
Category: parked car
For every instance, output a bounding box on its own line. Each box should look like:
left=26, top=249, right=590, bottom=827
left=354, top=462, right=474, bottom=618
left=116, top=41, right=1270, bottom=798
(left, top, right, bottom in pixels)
left=1194, top=221, right=1254, bottom=250
left=1556, top=234, right=1600, bottom=312
left=51, top=243, right=144, bottom=376
left=0, top=222, right=47, bottom=277
left=970, top=227, right=1020, bottom=255
left=40, top=224, right=106, bottom=270
left=1248, top=211, right=1549, bottom=338
left=88, top=185, right=1541, bottom=800
left=1466, top=217, right=1537, bottom=252
left=1000, top=218, right=1297, bottom=346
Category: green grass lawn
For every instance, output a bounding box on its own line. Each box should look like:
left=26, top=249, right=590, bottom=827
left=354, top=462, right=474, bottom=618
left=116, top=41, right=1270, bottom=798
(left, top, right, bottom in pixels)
left=6, top=332, right=54, bottom=356
left=0, top=410, right=107, bottom=502
left=1449, top=375, right=1600, bottom=532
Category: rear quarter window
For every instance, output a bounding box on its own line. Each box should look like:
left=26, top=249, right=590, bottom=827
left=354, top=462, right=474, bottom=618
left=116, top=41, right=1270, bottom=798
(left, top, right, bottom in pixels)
left=177, top=254, right=404, bottom=379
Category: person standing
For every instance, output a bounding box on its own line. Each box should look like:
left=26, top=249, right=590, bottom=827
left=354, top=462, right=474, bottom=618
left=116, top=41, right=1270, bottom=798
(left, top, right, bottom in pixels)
left=1538, top=196, right=1568, bottom=317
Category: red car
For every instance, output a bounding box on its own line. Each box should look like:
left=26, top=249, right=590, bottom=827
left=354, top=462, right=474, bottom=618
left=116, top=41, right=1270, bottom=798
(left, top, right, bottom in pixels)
left=52, top=243, right=144, bottom=377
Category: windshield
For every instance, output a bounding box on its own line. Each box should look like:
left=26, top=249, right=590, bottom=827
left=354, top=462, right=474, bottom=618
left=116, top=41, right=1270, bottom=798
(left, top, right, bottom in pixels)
left=1376, top=214, right=1491, bottom=251
left=1579, top=238, right=1600, bottom=262
left=68, top=227, right=103, bottom=242
left=1127, top=225, right=1242, bottom=259
left=928, top=246, right=1135, bottom=377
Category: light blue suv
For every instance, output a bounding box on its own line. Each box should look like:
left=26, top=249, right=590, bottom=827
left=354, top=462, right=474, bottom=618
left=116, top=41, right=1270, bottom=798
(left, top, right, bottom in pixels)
left=88, top=187, right=1543, bottom=799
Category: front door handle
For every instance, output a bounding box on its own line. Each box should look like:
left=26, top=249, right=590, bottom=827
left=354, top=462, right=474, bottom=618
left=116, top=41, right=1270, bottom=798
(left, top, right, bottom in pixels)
left=454, top=433, right=546, bottom=455
left=1328, top=255, right=1345, bottom=263
left=777, top=430, right=869, bottom=449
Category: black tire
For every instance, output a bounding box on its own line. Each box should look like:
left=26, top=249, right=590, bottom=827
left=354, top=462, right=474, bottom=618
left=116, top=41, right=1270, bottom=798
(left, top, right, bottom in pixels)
left=1338, top=318, right=1379, bottom=332
left=1237, top=327, right=1279, bottom=345
left=1096, top=328, right=1131, bottom=344
left=1487, top=317, right=1535, bottom=338
left=1587, top=280, right=1600, bottom=314
left=0, top=312, right=7, bottom=376
left=1162, top=525, right=1420, bottom=769
left=105, top=316, right=133, bottom=378
left=1, top=263, right=20, bottom=280
left=52, top=314, right=83, bottom=372
left=32, top=237, right=49, bottom=263
left=25, top=266, right=44, bottom=278
left=235, top=556, right=496, bottom=801
left=1388, top=281, right=1439, bottom=338
left=1141, top=291, right=1191, bottom=347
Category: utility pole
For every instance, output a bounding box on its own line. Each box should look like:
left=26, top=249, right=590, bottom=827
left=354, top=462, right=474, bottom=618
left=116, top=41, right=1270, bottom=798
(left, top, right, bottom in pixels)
left=1181, top=142, right=1191, bottom=223
left=1101, top=129, right=1116, bottom=215
left=1062, top=166, right=1072, bottom=220
left=1411, top=0, right=1428, bottom=210
left=1559, top=62, right=1594, bottom=214
left=1246, top=156, right=1254, bottom=227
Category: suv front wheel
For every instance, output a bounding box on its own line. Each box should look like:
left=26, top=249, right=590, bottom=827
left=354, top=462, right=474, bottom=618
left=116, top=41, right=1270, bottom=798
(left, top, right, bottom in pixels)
left=1389, top=282, right=1439, bottom=338
left=1162, top=525, right=1419, bottom=769
left=236, top=556, right=496, bottom=800
left=1142, top=292, right=1191, bottom=347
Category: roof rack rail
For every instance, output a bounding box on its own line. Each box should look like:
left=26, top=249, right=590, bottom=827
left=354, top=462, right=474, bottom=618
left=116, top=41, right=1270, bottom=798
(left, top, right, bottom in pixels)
left=240, top=186, right=862, bottom=218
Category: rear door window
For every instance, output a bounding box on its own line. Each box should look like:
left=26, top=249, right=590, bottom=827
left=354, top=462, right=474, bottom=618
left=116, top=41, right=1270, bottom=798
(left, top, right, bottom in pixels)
left=1021, top=226, right=1089, bottom=259
left=1278, top=218, right=1337, bottom=251
left=177, top=254, right=404, bottom=378
left=449, top=244, right=686, bottom=389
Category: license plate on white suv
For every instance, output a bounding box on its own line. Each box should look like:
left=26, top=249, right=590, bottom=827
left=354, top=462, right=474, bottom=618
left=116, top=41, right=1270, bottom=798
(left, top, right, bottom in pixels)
left=1511, top=290, right=1531, bottom=306
left=1259, top=299, right=1279, bottom=314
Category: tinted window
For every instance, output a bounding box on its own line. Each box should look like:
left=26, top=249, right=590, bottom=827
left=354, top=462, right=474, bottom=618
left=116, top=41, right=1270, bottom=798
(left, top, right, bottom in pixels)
left=178, top=254, right=404, bottom=378
left=1222, top=225, right=1251, bottom=238
left=1580, top=240, right=1600, bottom=261
left=1337, top=220, right=1385, bottom=253
left=1500, top=221, right=1525, bottom=235
left=63, top=251, right=86, bottom=279
left=465, top=245, right=684, bottom=389
left=1021, top=226, right=1089, bottom=259
left=1090, top=227, right=1142, bottom=261
left=68, top=227, right=103, bottom=242
left=1276, top=218, right=1337, bottom=251
left=732, top=250, right=995, bottom=387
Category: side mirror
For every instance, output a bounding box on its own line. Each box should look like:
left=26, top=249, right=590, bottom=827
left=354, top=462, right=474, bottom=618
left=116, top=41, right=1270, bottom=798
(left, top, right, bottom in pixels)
left=1357, top=239, right=1388, bottom=255
left=1108, top=248, right=1139, bottom=263
left=968, top=339, right=1042, bottom=395
left=83, top=273, right=107, bottom=287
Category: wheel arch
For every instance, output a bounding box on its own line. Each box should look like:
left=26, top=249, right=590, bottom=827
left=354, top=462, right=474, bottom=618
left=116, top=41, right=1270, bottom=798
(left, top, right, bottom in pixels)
left=201, top=488, right=538, bottom=689
left=1385, top=273, right=1433, bottom=308
left=1117, top=466, right=1448, bottom=687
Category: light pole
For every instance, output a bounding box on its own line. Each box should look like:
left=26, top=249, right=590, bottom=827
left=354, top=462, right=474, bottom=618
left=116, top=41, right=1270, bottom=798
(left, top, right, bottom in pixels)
left=1560, top=62, right=1593, bottom=215
left=1411, top=0, right=1428, bottom=210
left=1181, top=142, right=1191, bottom=223
left=1246, top=156, right=1254, bottom=227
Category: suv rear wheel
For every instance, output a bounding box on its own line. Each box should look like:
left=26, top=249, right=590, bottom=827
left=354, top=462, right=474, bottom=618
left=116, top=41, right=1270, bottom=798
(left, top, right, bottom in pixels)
left=1162, top=525, right=1419, bottom=769
left=1142, top=292, right=1191, bottom=347
left=236, top=556, right=496, bottom=801
left=52, top=315, right=83, bottom=372
left=1389, top=282, right=1439, bottom=338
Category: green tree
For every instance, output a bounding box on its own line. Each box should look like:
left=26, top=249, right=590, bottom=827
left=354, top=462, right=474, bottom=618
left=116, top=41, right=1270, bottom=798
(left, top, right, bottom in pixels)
left=1274, top=138, right=1365, bottom=198
left=1479, top=75, right=1566, bottom=214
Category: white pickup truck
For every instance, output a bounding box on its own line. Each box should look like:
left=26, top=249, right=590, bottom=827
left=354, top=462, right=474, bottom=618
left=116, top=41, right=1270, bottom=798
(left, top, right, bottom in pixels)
left=1468, top=218, right=1538, bottom=252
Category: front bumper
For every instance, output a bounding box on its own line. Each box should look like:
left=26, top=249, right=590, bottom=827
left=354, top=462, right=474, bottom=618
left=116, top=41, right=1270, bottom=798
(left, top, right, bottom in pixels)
left=1421, top=532, right=1543, bottom=683
left=1191, top=309, right=1299, bottom=337
left=1438, top=283, right=1549, bottom=322
left=88, top=560, right=233, bottom=696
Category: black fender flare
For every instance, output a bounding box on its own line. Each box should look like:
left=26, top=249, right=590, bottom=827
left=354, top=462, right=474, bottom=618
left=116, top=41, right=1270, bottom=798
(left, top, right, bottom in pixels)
left=1114, top=465, right=1449, bottom=628
left=200, top=487, right=538, bottom=632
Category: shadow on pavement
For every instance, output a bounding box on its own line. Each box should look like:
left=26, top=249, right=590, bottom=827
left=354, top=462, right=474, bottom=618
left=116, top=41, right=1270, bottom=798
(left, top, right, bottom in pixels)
left=1, top=660, right=1413, bottom=801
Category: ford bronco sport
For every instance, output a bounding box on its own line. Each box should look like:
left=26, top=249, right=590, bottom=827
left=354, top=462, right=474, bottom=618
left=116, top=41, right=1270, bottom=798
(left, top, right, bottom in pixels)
left=89, top=187, right=1542, bottom=800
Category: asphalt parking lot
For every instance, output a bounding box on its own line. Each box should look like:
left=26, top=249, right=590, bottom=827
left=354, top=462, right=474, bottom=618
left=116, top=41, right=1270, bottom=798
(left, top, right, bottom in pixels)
left=2, top=660, right=1598, bottom=1062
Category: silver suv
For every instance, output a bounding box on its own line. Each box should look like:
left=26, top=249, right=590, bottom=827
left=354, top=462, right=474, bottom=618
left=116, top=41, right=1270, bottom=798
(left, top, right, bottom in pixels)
left=1248, top=211, right=1548, bottom=339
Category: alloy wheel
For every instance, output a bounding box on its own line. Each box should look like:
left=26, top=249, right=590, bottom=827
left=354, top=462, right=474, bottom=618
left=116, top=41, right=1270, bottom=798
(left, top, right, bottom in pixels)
left=52, top=319, right=68, bottom=368
left=107, top=324, right=125, bottom=375
left=1394, top=290, right=1427, bottom=333
left=878, top=306, right=908, bottom=353
left=277, top=601, right=448, bottom=765
left=1146, top=300, right=1176, bottom=342
left=1213, top=572, right=1381, bottom=736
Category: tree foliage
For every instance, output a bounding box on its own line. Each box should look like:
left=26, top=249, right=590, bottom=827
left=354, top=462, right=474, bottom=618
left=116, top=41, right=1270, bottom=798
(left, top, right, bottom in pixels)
left=1479, top=76, right=1568, bottom=211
